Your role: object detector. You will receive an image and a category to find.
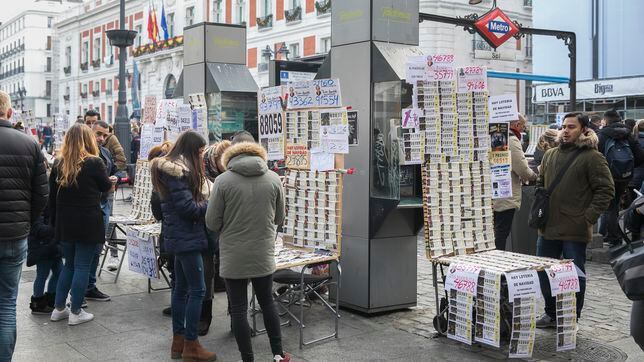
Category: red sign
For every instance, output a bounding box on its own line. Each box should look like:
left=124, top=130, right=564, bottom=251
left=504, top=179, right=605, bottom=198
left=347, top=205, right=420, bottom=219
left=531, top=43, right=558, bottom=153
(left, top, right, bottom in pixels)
left=474, top=8, right=519, bottom=49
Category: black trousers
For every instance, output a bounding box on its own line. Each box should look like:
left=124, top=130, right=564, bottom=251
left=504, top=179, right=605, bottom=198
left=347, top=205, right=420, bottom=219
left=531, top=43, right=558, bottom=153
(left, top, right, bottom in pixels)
left=606, top=181, right=627, bottom=244
left=494, top=209, right=516, bottom=251
left=225, top=274, right=283, bottom=362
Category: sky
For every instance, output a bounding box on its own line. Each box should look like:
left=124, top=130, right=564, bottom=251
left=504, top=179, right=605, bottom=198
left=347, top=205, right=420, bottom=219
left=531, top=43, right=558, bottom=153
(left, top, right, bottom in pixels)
left=1, top=0, right=41, bottom=24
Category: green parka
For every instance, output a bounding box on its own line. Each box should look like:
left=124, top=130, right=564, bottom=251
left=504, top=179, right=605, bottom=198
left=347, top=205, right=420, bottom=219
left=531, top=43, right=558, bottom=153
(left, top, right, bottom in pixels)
left=205, top=142, right=285, bottom=279
left=536, top=129, right=614, bottom=243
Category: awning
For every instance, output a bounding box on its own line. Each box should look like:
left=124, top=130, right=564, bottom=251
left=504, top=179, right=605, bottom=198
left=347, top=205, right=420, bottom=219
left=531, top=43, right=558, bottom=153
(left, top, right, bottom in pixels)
left=372, top=42, right=424, bottom=83
left=206, top=63, right=258, bottom=93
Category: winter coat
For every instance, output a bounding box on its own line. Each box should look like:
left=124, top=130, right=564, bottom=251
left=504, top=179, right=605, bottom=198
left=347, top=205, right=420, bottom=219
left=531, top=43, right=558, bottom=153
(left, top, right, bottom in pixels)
left=597, top=122, right=644, bottom=177
left=151, top=157, right=211, bottom=254
left=150, top=190, right=166, bottom=255
left=630, top=132, right=644, bottom=190
left=493, top=134, right=538, bottom=212
left=104, top=134, right=127, bottom=171
left=49, top=157, right=113, bottom=244
left=537, top=129, right=615, bottom=243
left=99, top=145, right=117, bottom=202
left=0, top=119, right=49, bottom=242
left=27, top=205, right=60, bottom=267
left=206, top=142, right=285, bottom=279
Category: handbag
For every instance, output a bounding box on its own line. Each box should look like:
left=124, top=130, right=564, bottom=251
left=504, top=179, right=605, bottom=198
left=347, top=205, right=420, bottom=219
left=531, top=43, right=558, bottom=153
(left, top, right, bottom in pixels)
left=611, top=235, right=644, bottom=301
left=528, top=149, right=584, bottom=229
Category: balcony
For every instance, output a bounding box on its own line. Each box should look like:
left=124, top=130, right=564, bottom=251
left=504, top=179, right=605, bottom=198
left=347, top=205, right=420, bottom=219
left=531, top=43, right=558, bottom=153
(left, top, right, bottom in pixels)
left=285, top=6, right=302, bottom=23
left=133, top=35, right=184, bottom=57
left=257, top=14, right=273, bottom=30
left=63, top=65, right=71, bottom=75
left=63, top=94, right=70, bottom=102
left=80, top=92, right=88, bottom=98
left=80, top=62, right=89, bottom=72
left=105, top=55, right=114, bottom=67
left=92, top=90, right=100, bottom=97
left=315, top=0, right=331, bottom=16
left=91, top=59, right=101, bottom=69
left=524, top=0, right=532, bottom=7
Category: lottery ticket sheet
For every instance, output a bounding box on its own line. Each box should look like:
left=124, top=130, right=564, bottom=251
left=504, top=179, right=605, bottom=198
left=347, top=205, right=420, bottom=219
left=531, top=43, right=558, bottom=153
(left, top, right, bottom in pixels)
left=508, top=295, right=537, bottom=358
left=475, top=270, right=501, bottom=348
left=556, top=292, right=578, bottom=351
left=110, top=160, right=155, bottom=224
left=447, top=289, right=475, bottom=345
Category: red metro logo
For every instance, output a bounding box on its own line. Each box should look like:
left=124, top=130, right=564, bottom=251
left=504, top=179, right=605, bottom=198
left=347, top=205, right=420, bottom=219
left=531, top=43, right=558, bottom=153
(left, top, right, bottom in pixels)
left=473, top=8, right=519, bottom=49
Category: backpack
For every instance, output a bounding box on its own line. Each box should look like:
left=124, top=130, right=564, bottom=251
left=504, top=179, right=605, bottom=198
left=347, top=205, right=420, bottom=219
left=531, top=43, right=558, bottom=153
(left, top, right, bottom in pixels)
left=604, top=137, right=634, bottom=180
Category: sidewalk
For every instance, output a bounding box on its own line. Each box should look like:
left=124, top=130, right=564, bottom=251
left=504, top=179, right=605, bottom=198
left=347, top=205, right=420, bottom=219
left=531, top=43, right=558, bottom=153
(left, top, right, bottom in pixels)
left=11, top=193, right=643, bottom=361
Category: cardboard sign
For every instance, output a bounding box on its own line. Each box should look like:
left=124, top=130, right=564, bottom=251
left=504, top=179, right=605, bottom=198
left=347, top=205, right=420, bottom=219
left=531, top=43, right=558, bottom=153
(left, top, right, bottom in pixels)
left=547, top=262, right=580, bottom=296
left=319, top=108, right=349, bottom=154
left=126, top=230, right=159, bottom=279
left=287, top=79, right=342, bottom=109
left=310, top=149, right=334, bottom=171
left=489, top=94, right=518, bottom=123
left=285, top=144, right=310, bottom=169
left=259, top=112, right=285, bottom=160
left=139, top=124, right=165, bottom=160
left=444, top=263, right=481, bottom=296
left=457, top=66, right=488, bottom=93
left=258, top=86, right=286, bottom=114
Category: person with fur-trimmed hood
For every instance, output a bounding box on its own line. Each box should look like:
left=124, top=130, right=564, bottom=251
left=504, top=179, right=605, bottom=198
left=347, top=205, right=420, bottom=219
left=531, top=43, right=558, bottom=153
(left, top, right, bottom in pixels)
left=206, top=131, right=290, bottom=362
left=535, top=112, right=614, bottom=329
left=150, top=131, right=216, bottom=362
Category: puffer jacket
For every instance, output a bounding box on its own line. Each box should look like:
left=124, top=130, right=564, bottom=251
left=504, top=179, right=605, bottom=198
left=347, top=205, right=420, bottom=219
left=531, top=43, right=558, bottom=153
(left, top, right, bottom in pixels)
left=206, top=142, right=285, bottom=279
left=27, top=204, right=60, bottom=267
left=598, top=122, right=644, bottom=175
left=0, top=119, right=49, bottom=242
left=537, top=129, right=615, bottom=243
left=104, top=134, right=127, bottom=171
left=152, top=156, right=211, bottom=254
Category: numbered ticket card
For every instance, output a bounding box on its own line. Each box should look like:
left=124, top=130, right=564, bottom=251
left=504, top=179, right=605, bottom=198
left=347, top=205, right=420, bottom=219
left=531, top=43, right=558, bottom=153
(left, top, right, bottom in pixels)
left=448, top=289, right=474, bottom=345
left=556, top=292, right=578, bottom=352
left=508, top=296, right=537, bottom=359
left=547, top=262, right=580, bottom=296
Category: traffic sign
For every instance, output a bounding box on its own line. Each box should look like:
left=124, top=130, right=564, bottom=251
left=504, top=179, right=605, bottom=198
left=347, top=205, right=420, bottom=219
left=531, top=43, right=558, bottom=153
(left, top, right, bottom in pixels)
left=473, top=8, right=519, bottom=49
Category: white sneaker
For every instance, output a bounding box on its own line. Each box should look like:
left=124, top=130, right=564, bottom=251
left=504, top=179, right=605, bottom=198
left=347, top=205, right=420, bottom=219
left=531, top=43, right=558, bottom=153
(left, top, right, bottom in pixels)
left=106, top=256, right=119, bottom=271
left=68, top=309, right=94, bottom=325
left=50, top=307, right=70, bottom=322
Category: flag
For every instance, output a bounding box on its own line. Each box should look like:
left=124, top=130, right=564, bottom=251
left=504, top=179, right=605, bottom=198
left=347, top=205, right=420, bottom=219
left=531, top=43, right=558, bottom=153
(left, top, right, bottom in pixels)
left=160, top=4, right=169, bottom=41
left=146, top=2, right=159, bottom=43
left=151, top=4, right=160, bottom=42
left=131, top=60, right=141, bottom=113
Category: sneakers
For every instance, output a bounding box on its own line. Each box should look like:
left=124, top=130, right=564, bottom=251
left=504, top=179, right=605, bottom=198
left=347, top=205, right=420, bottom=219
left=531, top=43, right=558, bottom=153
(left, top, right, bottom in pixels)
left=50, top=307, right=70, bottom=322
left=68, top=309, right=94, bottom=325
left=30, top=295, right=54, bottom=315
left=85, top=287, right=111, bottom=301
left=274, top=353, right=291, bottom=362
left=106, top=256, right=119, bottom=271
left=536, top=313, right=556, bottom=329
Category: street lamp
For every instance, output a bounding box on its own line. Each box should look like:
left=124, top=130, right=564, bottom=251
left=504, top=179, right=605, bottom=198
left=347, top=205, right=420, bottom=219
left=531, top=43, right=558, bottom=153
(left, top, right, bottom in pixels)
left=106, top=0, right=137, bottom=164
left=17, top=86, right=26, bottom=113
left=262, top=44, right=290, bottom=61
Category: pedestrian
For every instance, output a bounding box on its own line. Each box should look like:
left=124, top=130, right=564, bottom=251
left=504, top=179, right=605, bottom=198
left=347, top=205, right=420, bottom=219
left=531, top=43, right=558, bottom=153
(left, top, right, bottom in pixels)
left=82, top=120, right=119, bottom=303
left=597, top=110, right=644, bottom=246
left=85, top=110, right=127, bottom=172
left=42, top=122, right=53, bottom=152
left=27, top=201, right=62, bottom=315
left=492, top=114, right=537, bottom=250
left=529, top=129, right=559, bottom=173
left=627, top=119, right=644, bottom=205
left=131, top=126, right=141, bottom=164
left=49, top=124, right=115, bottom=326
left=206, top=131, right=290, bottom=362
left=199, top=141, right=231, bottom=336
left=0, top=90, right=48, bottom=360
left=150, top=131, right=216, bottom=361
left=588, top=112, right=603, bottom=132
left=535, top=112, right=614, bottom=328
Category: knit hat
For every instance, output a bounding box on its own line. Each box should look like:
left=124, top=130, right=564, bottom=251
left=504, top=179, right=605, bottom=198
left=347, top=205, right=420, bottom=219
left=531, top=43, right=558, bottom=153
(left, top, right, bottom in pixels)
left=203, top=140, right=231, bottom=181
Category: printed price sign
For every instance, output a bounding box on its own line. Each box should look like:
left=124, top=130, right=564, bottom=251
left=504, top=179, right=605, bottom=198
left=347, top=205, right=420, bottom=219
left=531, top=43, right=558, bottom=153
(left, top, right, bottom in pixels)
left=445, top=263, right=481, bottom=296
left=457, top=66, right=488, bottom=92
left=258, top=112, right=285, bottom=160
left=547, top=262, right=580, bottom=296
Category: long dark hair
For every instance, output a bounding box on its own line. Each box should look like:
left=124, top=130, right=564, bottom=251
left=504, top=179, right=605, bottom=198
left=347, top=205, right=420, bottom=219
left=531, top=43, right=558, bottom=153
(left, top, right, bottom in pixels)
left=152, top=131, right=207, bottom=202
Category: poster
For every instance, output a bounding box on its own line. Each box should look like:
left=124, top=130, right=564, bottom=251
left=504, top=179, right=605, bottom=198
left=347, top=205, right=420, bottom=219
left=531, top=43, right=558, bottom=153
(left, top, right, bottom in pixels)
left=320, top=108, right=349, bottom=154
left=347, top=110, right=358, bottom=146
left=258, top=86, right=287, bottom=160
left=310, top=149, right=334, bottom=171
left=285, top=144, right=310, bottom=170
left=489, top=122, right=512, bottom=199
left=508, top=296, right=537, bottom=358
left=126, top=230, right=159, bottom=279
left=139, top=124, right=165, bottom=160
left=457, top=66, right=488, bottom=93
left=178, top=104, right=193, bottom=132
left=156, top=99, right=177, bottom=128
left=143, top=96, right=156, bottom=124
left=488, top=94, right=518, bottom=123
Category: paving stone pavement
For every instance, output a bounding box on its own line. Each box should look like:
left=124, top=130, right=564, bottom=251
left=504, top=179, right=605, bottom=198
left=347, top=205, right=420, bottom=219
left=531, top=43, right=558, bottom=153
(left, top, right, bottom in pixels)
left=11, top=192, right=644, bottom=361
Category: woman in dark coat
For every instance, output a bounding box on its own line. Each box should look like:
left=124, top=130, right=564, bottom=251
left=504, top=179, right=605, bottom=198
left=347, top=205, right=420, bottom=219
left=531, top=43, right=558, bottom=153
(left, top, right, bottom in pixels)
left=150, top=131, right=216, bottom=361
left=49, top=124, right=114, bottom=326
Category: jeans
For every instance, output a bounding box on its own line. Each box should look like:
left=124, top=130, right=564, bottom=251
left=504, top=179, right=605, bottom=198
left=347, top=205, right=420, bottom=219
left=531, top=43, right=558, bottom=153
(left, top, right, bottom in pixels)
left=172, top=251, right=206, bottom=341
left=631, top=300, right=644, bottom=351
left=606, top=181, right=627, bottom=244
left=55, top=242, right=95, bottom=314
left=493, top=209, right=516, bottom=251
left=42, top=136, right=52, bottom=151
left=226, top=274, right=283, bottom=362
left=33, top=258, right=63, bottom=297
left=0, top=238, right=27, bottom=362
left=536, top=237, right=587, bottom=318
left=202, top=251, right=215, bottom=301
left=87, top=200, right=112, bottom=291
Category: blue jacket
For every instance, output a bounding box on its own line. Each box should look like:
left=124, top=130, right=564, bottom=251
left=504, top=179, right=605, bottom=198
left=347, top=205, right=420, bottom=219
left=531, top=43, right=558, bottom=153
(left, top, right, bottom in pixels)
left=151, top=157, right=210, bottom=254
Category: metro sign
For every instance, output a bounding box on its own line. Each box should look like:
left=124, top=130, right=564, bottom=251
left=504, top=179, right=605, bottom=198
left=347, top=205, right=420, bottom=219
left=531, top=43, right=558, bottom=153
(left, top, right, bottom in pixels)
left=474, top=8, right=519, bottom=49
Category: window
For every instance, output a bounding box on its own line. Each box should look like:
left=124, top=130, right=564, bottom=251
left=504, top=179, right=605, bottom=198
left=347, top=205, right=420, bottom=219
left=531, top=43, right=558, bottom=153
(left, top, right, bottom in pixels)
left=46, top=81, right=51, bottom=97
left=46, top=36, right=52, bottom=50
left=106, top=43, right=113, bottom=63
left=65, top=46, right=71, bottom=66
left=107, top=79, right=112, bottom=91
left=107, top=105, right=113, bottom=122
left=289, top=43, right=300, bottom=59
left=82, top=41, right=89, bottom=63
left=95, top=81, right=99, bottom=94
left=135, top=25, right=142, bottom=47
left=167, top=13, right=174, bottom=37
left=211, top=1, right=222, bottom=23
left=186, top=6, right=195, bottom=26
left=260, top=0, right=272, bottom=16
left=47, top=104, right=51, bottom=117
left=236, top=1, right=246, bottom=24
left=47, top=16, right=53, bottom=28
left=46, top=57, right=51, bottom=72
left=289, top=0, right=300, bottom=9
left=93, top=38, right=101, bottom=61
left=65, top=86, right=70, bottom=95
left=83, top=84, right=87, bottom=93
left=320, top=37, right=331, bottom=53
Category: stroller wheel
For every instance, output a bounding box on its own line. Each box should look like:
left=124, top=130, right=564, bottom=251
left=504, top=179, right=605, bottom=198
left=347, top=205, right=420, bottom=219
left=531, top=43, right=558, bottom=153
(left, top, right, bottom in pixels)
left=433, top=315, right=448, bottom=334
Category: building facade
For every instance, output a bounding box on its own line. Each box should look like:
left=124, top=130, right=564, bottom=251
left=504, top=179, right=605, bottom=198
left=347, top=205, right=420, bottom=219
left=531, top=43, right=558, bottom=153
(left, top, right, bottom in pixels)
left=0, top=1, right=78, bottom=123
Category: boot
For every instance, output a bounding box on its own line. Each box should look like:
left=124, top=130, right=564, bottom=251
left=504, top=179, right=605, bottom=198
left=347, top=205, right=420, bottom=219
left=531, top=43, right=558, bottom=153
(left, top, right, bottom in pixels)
left=30, top=295, right=54, bottom=314
left=182, top=339, right=216, bottom=362
left=44, top=292, right=56, bottom=309
left=197, top=300, right=212, bottom=336
left=171, top=335, right=184, bottom=359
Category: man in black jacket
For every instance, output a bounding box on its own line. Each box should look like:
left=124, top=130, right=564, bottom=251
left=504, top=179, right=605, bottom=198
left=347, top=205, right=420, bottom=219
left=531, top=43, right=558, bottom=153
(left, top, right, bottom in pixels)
left=0, top=91, right=48, bottom=360
left=598, top=110, right=644, bottom=246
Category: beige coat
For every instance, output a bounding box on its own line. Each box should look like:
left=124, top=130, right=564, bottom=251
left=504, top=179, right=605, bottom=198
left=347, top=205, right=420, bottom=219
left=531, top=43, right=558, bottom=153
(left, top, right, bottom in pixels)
left=493, top=134, right=538, bottom=212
